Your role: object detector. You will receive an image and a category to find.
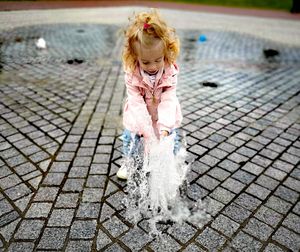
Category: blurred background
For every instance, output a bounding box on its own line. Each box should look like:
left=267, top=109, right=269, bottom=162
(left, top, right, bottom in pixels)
left=0, top=0, right=299, bottom=13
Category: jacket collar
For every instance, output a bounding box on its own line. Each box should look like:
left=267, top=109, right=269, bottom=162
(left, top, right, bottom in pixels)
left=128, top=62, right=179, bottom=89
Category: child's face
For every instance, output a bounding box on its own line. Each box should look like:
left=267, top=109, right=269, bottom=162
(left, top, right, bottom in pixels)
left=136, top=39, right=164, bottom=75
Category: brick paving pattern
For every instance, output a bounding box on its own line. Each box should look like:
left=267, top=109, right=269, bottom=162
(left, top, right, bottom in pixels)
left=0, top=9, right=300, bottom=252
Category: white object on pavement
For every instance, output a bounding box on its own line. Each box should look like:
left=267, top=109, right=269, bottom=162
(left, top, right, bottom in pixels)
left=36, top=38, right=46, bottom=49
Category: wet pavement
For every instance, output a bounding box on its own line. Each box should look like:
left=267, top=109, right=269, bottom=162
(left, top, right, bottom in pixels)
left=0, top=6, right=300, bottom=252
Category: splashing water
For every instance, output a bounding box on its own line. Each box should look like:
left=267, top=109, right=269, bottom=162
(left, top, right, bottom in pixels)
left=122, top=131, right=209, bottom=236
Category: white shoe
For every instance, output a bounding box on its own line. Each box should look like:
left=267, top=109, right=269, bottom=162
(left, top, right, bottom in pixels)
left=117, top=158, right=133, bottom=180
left=117, top=165, right=128, bottom=180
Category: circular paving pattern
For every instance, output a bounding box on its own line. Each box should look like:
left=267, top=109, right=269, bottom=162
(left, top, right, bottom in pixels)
left=0, top=23, right=300, bottom=251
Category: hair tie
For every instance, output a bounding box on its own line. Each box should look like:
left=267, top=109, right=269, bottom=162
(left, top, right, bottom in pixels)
left=143, top=23, right=151, bottom=29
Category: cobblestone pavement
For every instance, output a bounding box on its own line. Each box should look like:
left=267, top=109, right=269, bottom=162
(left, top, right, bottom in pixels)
left=0, top=7, right=300, bottom=252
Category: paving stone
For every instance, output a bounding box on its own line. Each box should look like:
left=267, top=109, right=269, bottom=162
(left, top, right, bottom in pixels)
left=196, top=227, right=227, bottom=251
left=232, top=170, right=256, bottom=185
left=282, top=212, right=300, bottom=234
left=287, top=146, right=300, bottom=157
left=265, top=196, right=292, bottom=214
left=273, top=159, right=295, bottom=173
left=241, top=162, right=264, bottom=176
left=66, top=240, right=93, bottom=252
left=237, top=146, right=257, bottom=158
left=223, top=203, right=252, bottom=223
left=256, top=174, right=280, bottom=191
left=263, top=243, right=285, bottom=252
left=82, top=188, right=103, bottom=202
left=68, top=166, right=89, bottom=178
left=246, top=183, right=271, bottom=200
left=96, top=229, right=112, bottom=250
left=211, top=214, right=240, bottom=237
left=291, top=168, right=300, bottom=180
left=221, top=177, right=245, bottom=194
left=89, top=163, right=109, bottom=174
left=292, top=202, right=300, bottom=215
left=190, top=161, right=210, bottom=175
left=104, top=180, right=119, bottom=196
left=103, top=216, right=129, bottom=237
left=93, top=153, right=111, bottom=163
left=208, top=167, right=231, bottom=181
left=167, top=222, right=197, bottom=244
left=274, top=185, right=299, bottom=204
left=205, top=197, right=225, bottom=217
left=0, top=166, right=12, bottom=179
left=281, top=153, right=300, bottom=165
left=254, top=205, right=283, bottom=228
left=218, top=159, right=240, bottom=173
left=34, top=187, right=59, bottom=201
left=14, top=162, right=36, bottom=176
left=199, top=154, right=220, bottom=167
left=182, top=243, right=205, bottom=252
left=56, top=152, right=76, bottom=161
left=48, top=208, right=75, bottom=227
left=243, top=218, right=274, bottom=241
left=6, top=155, right=27, bottom=167
left=230, top=231, right=262, bottom=252
left=5, top=183, right=32, bottom=200
left=86, top=175, right=106, bottom=188
left=14, top=219, right=44, bottom=239
left=228, top=152, right=249, bottom=165
left=25, top=202, right=52, bottom=218
left=272, top=227, right=300, bottom=252
left=96, top=145, right=113, bottom=154
left=103, top=242, right=126, bottom=252
left=0, top=174, right=22, bottom=190
left=37, top=227, right=68, bottom=250
left=7, top=242, right=35, bottom=252
left=210, top=186, right=235, bottom=204
left=283, top=177, right=300, bottom=193
left=76, top=203, right=101, bottom=218
left=49, top=161, right=70, bottom=172
left=121, top=227, right=152, bottom=251
left=70, top=220, right=97, bottom=239
left=198, top=138, right=218, bottom=149
left=260, top=148, right=280, bottom=160
left=42, top=172, right=65, bottom=186
left=234, top=193, right=262, bottom=211
left=197, top=175, right=220, bottom=191
left=98, top=136, right=114, bottom=145
left=55, top=193, right=79, bottom=208
left=0, top=217, right=20, bottom=242
left=251, top=155, right=272, bottom=168
left=227, top=137, right=245, bottom=148
left=188, top=145, right=208, bottom=156
left=63, top=178, right=85, bottom=192
left=0, top=210, right=19, bottom=227
left=73, top=156, right=92, bottom=167
left=149, top=233, right=181, bottom=252
left=0, top=199, right=13, bottom=216
left=218, top=142, right=237, bottom=153
left=187, top=183, right=209, bottom=200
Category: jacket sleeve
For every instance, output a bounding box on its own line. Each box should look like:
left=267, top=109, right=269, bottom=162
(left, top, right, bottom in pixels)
left=123, top=73, right=154, bottom=137
left=157, top=74, right=179, bottom=133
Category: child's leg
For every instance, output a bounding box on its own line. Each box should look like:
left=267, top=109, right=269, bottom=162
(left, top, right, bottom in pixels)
left=118, top=129, right=141, bottom=179
left=122, top=129, right=141, bottom=157
left=172, top=129, right=180, bottom=155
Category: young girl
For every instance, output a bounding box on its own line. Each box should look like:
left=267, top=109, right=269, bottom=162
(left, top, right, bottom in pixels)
left=117, top=9, right=183, bottom=180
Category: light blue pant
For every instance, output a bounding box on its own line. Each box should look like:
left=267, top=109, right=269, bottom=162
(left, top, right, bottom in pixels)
left=122, top=129, right=180, bottom=157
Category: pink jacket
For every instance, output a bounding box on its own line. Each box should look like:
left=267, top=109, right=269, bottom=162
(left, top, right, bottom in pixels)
left=123, top=63, right=183, bottom=138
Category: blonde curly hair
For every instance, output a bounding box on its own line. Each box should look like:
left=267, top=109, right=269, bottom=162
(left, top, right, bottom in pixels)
left=122, top=9, right=180, bottom=72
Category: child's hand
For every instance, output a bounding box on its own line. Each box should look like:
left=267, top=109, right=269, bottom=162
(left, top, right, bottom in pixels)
left=160, top=130, right=169, bottom=138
